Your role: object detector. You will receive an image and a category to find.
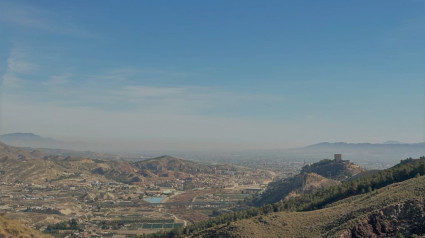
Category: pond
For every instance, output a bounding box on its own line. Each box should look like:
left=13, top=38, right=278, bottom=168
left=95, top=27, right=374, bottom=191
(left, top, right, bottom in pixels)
left=144, top=196, right=165, bottom=203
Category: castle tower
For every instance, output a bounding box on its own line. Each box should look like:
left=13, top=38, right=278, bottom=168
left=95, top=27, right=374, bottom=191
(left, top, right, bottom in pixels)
left=334, top=154, right=342, bottom=162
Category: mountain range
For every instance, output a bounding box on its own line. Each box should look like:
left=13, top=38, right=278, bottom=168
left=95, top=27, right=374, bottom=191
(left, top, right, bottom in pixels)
left=284, top=141, right=425, bottom=165
left=0, top=133, right=86, bottom=151
left=1, top=133, right=424, bottom=167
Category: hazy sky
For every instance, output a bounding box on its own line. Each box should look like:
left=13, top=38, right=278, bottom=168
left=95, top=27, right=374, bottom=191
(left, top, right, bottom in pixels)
left=0, top=0, right=424, bottom=150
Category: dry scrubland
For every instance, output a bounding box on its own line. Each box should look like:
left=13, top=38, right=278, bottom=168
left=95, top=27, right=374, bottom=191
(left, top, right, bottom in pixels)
left=0, top=215, right=51, bottom=238
left=194, top=175, right=425, bottom=237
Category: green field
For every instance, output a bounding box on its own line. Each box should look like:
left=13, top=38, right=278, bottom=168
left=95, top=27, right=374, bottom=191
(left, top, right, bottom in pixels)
left=136, top=223, right=184, bottom=229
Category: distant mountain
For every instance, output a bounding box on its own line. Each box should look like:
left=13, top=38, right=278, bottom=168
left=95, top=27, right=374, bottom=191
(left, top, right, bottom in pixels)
left=305, top=141, right=425, bottom=148
left=0, top=132, right=92, bottom=151
left=0, top=132, right=43, bottom=140
left=0, top=133, right=65, bottom=149
left=383, top=140, right=404, bottom=144
left=286, top=141, right=425, bottom=166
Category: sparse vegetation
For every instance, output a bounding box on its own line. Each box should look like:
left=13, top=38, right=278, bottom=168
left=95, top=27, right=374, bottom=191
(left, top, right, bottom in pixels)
left=0, top=215, right=50, bottom=237
left=142, top=156, right=425, bottom=238
left=45, top=219, right=82, bottom=233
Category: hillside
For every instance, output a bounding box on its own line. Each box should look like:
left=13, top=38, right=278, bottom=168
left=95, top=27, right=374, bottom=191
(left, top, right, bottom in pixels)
left=144, top=157, right=425, bottom=238
left=133, top=155, right=213, bottom=179
left=301, top=157, right=364, bottom=180
left=252, top=157, right=362, bottom=206
left=0, top=142, right=69, bottom=183
left=192, top=175, right=425, bottom=238
left=0, top=142, right=214, bottom=185
left=0, top=215, right=50, bottom=238
left=252, top=172, right=340, bottom=206
left=0, top=142, right=118, bottom=184
left=54, top=156, right=143, bottom=184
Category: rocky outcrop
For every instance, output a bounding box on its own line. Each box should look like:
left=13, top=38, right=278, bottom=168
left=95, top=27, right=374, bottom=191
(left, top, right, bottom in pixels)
left=301, top=158, right=364, bottom=181
left=253, top=172, right=340, bottom=205
left=339, top=199, right=425, bottom=238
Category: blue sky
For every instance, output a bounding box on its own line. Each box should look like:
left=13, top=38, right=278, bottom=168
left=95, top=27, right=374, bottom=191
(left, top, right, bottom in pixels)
left=0, top=0, right=424, bottom=150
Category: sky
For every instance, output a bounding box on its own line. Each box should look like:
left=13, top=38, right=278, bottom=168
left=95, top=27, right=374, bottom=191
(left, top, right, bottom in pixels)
left=0, top=0, right=424, bottom=151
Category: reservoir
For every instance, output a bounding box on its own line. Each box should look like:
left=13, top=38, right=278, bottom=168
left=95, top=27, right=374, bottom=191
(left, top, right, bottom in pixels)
left=144, top=196, right=164, bottom=203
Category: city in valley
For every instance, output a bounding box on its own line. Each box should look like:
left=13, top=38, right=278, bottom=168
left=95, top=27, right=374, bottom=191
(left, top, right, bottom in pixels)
left=0, top=1, right=423, bottom=237
left=0, top=141, right=301, bottom=237
left=1, top=137, right=425, bottom=238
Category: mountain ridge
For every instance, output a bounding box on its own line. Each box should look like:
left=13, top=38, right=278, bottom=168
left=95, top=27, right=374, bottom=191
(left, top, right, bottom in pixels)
left=0, top=133, right=90, bottom=151
left=199, top=176, right=425, bottom=238
left=305, top=141, right=425, bottom=147
left=0, top=141, right=217, bottom=185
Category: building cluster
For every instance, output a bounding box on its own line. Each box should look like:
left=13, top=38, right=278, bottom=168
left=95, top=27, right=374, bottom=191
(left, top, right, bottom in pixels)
left=0, top=162, right=282, bottom=237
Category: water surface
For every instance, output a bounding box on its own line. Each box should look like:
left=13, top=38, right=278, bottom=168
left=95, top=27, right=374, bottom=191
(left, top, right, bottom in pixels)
left=144, top=196, right=164, bottom=203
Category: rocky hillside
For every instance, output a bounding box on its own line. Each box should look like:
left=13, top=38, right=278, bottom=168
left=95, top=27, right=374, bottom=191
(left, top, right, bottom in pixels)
left=193, top=175, right=425, bottom=238
left=252, top=157, right=362, bottom=206
left=340, top=199, right=425, bottom=237
left=0, top=215, right=50, bottom=238
left=301, top=157, right=364, bottom=180
left=143, top=157, right=425, bottom=238
left=253, top=172, right=340, bottom=205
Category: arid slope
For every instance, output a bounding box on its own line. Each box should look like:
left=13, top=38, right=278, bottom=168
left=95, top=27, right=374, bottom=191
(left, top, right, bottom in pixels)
left=195, top=175, right=425, bottom=238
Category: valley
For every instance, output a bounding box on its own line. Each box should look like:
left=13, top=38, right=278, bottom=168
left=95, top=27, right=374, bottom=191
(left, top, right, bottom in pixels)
left=1, top=1, right=423, bottom=237
left=0, top=142, right=286, bottom=237
left=1, top=140, right=425, bottom=238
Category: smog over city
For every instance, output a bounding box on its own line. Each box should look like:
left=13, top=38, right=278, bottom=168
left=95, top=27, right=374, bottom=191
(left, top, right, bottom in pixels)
left=0, top=1, right=424, bottom=237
